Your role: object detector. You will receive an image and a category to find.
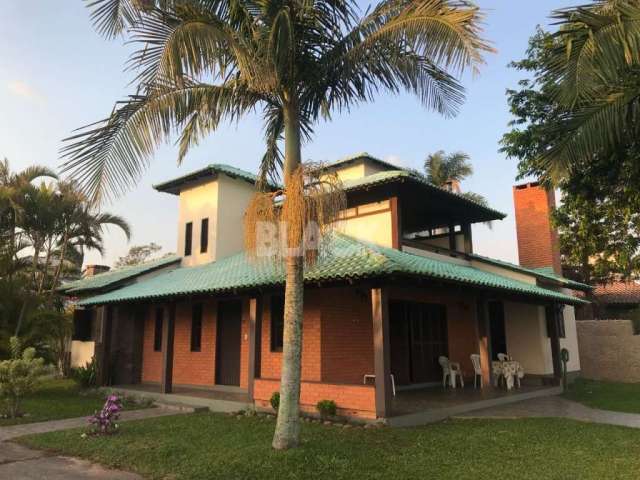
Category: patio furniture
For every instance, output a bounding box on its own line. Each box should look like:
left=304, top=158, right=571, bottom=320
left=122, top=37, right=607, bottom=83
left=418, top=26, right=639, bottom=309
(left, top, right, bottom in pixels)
left=439, top=356, right=464, bottom=389
left=363, top=374, right=396, bottom=396
left=470, top=354, right=483, bottom=388
left=491, top=360, right=525, bottom=390
left=497, top=353, right=511, bottom=362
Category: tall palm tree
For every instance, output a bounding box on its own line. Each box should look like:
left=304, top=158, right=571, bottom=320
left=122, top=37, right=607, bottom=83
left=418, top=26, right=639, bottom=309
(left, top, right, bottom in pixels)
left=0, top=159, right=57, bottom=270
left=424, top=150, right=472, bottom=187
left=539, top=0, right=640, bottom=178
left=62, top=0, right=490, bottom=449
left=424, top=150, right=487, bottom=205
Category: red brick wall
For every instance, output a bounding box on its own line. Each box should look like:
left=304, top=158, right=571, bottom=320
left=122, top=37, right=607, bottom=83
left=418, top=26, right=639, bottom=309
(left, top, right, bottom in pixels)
left=259, top=292, right=322, bottom=382
left=321, top=287, right=374, bottom=384
left=141, top=305, right=162, bottom=383
left=513, top=182, right=562, bottom=274
left=141, top=298, right=250, bottom=388
left=254, top=378, right=376, bottom=419
left=172, top=300, right=217, bottom=386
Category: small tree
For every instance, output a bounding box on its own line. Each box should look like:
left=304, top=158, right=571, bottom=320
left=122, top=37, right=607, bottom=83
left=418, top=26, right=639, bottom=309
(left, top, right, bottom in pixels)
left=114, top=243, right=163, bottom=268
left=0, top=337, right=47, bottom=418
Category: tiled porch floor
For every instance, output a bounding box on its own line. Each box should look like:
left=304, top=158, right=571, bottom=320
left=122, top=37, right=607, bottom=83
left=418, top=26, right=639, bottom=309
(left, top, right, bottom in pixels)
left=391, top=384, right=555, bottom=416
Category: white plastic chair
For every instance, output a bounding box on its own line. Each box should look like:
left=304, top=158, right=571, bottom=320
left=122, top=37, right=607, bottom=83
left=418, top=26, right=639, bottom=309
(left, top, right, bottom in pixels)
left=439, top=356, right=464, bottom=389
left=470, top=354, right=482, bottom=388
left=497, top=353, right=510, bottom=362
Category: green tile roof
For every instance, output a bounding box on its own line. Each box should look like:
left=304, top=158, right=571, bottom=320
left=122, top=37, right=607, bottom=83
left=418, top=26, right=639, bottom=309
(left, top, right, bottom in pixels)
left=468, top=253, right=592, bottom=291
left=153, top=164, right=279, bottom=194
left=60, top=255, right=181, bottom=294
left=77, top=235, right=585, bottom=307
left=341, top=170, right=506, bottom=221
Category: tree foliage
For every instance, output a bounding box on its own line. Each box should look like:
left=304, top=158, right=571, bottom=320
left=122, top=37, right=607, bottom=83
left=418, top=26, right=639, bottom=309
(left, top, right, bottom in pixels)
left=423, top=150, right=487, bottom=205
left=0, top=337, right=48, bottom=418
left=501, top=26, right=640, bottom=284
left=114, top=242, right=163, bottom=268
left=0, top=159, right=130, bottom=360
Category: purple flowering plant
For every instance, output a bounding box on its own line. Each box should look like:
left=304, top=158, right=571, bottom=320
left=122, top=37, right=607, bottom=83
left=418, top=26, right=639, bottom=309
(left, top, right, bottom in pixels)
left=87, top=394, right=122, bottom=435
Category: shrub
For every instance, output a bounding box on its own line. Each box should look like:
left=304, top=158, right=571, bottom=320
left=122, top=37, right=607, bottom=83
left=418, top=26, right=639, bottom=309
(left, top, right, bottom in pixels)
left=270, top=391, right=280, bottom=412
left=88, top=394, right=122, bottom=435
left=316, top=399, right=337, bottom=419
left=0, top=337, right=47, bottom=418
left=72, top=357, right=97, bottom=388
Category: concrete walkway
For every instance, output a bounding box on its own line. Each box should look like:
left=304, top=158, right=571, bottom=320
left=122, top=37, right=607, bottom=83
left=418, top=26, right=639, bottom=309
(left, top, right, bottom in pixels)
left=0, top=443, right=141, bottom=479
left=0, top=407, right=184, bottom=479
left=0, top=407, right=182, bottom=441
left=456, top=395, right=640, bottom=428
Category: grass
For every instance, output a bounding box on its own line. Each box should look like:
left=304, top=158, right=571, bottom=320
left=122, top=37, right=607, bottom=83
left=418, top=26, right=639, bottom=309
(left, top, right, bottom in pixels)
left=17, top=412, right=640, bottom=480
left=0, top=378, right=145, bottom=426
left=564, top=378, right=640, bottom=414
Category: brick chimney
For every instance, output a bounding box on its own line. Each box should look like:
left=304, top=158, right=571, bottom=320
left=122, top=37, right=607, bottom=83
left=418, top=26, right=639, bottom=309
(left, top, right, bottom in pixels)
left=513, top=182, right=562, bottom=275
left=84, top=265, right=110, bottom=277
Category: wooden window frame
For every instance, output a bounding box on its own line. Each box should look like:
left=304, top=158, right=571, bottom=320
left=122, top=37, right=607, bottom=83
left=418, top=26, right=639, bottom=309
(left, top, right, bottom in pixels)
left=270, top=295, right=284, bottom=352
left=154, top=307, right=163, bottom=352
left=191, top=303, right=203, bottom=352
left=200, top=218, right=209, bottom=254
left=184, top=222, right=193, bottom=256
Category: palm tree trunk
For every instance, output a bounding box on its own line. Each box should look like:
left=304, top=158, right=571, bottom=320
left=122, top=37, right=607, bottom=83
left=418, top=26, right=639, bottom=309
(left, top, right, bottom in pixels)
left=50, top=231, right=69, bottom=294
left=272, top=99, right=304, bottom=450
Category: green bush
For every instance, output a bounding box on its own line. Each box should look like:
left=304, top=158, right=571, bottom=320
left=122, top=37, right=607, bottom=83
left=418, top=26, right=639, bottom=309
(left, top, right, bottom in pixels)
left=0, top=337, right=47, bottom=418
left=316, top=399, right=337, bottom=419
left=72, top=357, right=97, bottom=388
left=270, top=392, right=280, bottom=412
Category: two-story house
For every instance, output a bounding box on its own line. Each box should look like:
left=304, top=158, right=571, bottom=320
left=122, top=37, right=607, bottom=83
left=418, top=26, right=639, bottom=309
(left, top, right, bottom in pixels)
left=62, top=154, right=588, bottom=425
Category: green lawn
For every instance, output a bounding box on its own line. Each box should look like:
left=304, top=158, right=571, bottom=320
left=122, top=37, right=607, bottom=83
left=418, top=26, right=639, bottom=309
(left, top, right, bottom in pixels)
left=0, top=378, right=144, bottom=426
left=564, top=378, right=640, bottom=414
left=17, top=412, right=640, bottom=480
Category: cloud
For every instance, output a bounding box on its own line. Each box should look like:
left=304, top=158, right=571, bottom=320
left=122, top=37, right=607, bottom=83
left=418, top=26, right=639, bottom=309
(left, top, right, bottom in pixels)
left=6, top=80, right=45, bottom=105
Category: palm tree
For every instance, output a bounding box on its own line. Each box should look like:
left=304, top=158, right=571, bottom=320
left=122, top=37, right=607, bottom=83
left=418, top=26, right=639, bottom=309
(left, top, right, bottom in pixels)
left=424, top=150, right=487, bottom=205
left=61, top=0, right=490, bottom=449
left=538, top=1, right=640, bottom=178
left=0, top=159, right=57, bottom=271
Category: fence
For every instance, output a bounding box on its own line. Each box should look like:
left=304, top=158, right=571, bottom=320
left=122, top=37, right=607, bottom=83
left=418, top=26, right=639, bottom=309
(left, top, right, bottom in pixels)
left=576, top=320, right=640, bottom=383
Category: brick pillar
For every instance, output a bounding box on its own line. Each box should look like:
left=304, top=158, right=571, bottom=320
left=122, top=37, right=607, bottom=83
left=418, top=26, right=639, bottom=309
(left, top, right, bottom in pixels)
left=513, top=182, right=562, bottom=274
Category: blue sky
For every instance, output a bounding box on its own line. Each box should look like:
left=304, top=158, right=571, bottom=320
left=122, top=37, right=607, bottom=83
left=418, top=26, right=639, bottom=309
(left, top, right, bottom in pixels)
left=0, top=1, right=576, bottom=266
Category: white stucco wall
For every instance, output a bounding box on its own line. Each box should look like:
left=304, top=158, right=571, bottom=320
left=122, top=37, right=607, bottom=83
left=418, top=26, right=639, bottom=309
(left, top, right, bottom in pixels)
left=503, top=302, right=552, bottom=375
left=177, top=174, right=256, bottom=266
left=560, top=296, right=581, bottom=373
left=70, top=340, right=95, bottom=368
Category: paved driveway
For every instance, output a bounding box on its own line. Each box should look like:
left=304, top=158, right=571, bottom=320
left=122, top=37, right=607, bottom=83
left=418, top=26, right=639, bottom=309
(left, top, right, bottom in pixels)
left=0, top=442, right=141, bottom=479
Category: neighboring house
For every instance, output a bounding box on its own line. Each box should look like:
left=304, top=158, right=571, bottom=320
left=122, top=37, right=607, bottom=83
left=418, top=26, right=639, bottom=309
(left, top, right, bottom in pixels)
left=62, top=154, right=588, bottom=422
left=61, top=256, right=181, bottom=368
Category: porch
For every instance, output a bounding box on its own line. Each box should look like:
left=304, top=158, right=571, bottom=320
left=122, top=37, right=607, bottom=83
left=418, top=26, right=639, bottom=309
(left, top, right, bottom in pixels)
left=389, top=384, right=562, bottom=426
left=108, top=383, right=252, bottom=413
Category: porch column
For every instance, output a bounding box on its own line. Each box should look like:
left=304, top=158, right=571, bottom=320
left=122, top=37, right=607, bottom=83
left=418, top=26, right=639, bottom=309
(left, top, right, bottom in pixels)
left=476, top=297, right=493, bottom=385
left=161, top=302, right=176, bottom=394
left=448, top=224, right=456, bottom=250
left=548, top=302, right=563, bottom=384
left=247, top=298, right=261, bottom=401
left=94, top=305, right=110, bottom=386
left=371, top=287, right=391, bottom=418
left=462, top=223, right=473, bottom=253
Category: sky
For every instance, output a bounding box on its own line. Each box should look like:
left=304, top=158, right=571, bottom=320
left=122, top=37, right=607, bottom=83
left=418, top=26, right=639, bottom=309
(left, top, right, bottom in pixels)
left=0, top=1, right=577, bottom=267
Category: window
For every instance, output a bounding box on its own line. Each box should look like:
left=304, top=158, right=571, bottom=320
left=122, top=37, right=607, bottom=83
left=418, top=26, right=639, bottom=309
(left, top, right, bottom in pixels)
left=200, top=218, right=209, bottom=254
left=191, top=303, right=203, bottom=352
left=154, top=307, right=164, bottom=352
left=184, top=222, right=193, bottom=256
left=270, top=295, right=285, bottom=352
left=72, top=309, right=94, bottom=341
